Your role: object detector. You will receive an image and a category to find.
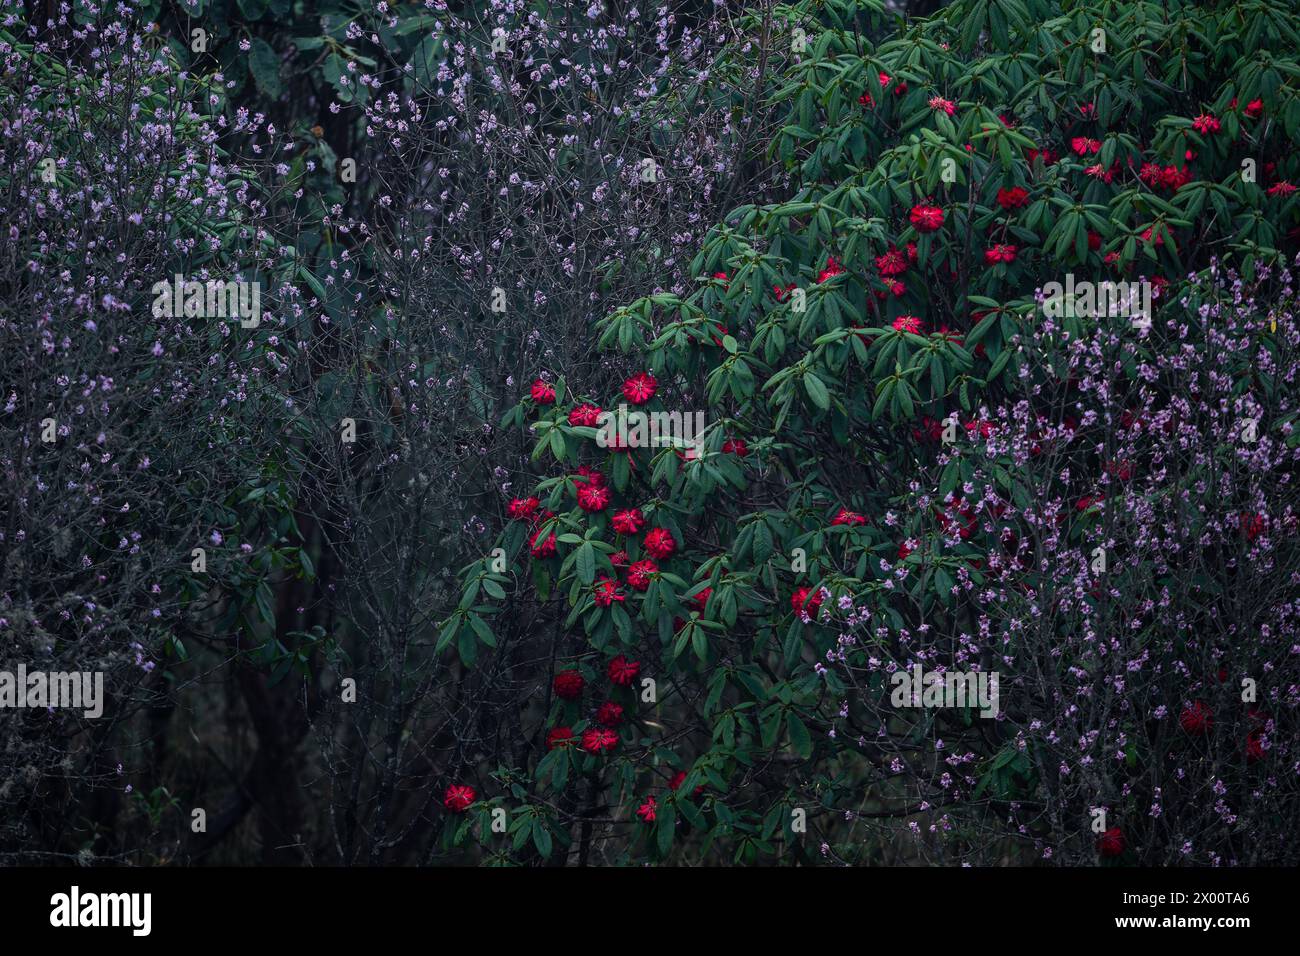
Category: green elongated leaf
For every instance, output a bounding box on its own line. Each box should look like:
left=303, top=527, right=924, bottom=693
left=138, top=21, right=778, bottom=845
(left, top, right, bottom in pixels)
left=576, top=542, right=596, bottom=585
left=786, top=712, right=812, bottom=758
left=533, top=819, right=553, bottom=859
left=692, top=626, right=708, bottom=661
left=468, top=613, right=497, bottom=647
left=872, top=380, right=894, bottom=420
left=934, top=566, right=955, bottom=603
left=804, top=372, right=830, bottom=409
left=299, top=266, right=327, bottom=302
left=436, top=615, right=460, bottom=653
left=410, top=34, right=443, bottom=86
left=656, top=805, right=676, bottom=856
left=987, top=347, right=1012, bottom=382
left=753, top=520, right=774, bottom=566
left=249, top=39, right=282, bottom=99
left=896, top=381, right=915, bottom=419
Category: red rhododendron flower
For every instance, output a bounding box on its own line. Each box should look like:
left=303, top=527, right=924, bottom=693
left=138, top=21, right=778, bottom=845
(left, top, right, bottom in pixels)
left=577, top=483, right=611, bottom=512
left=1097, top=826, right=1125, bottom=857
left=1245, top=98, right=1264, bottom=118
left=669, top=769, right=705, bottom=796
left=1241, top=512, right=1266, bottom=540
left=909, top=204, right=945, bottom=232
left=1247, top=732, right=1265, bottom=763
left=575, top=465, right=604, bottom=486
left=444, top=784, right=476, bottom=812
left=984, top=243, right=1017, bottom=265
left=530, top=528, right=557, bottom=557
left=625, top=559, right=658, bottom=591
left=1138, top=227, right=1170, bottom=248
left=1083, top=163, right=1116, bottom=183
left=1179, top=701, right=1213, bottom=735
left=888, top=280, right=906, bottom=296
left=1027, top=146, right=1058, bottom=165
left=608, top=655, right=641, bottom=686
left=553, top=670, right=585, bottom=700
left=581, top=727, right=619, bottom=754
left=878, top=71, right=891, bottom=86
left=817, top=256, right=844, bottom=283
left=914, top=416, right=944, bottom=443
left=1268, top=181, right=1297, bottom=197
left=996, top=186, right=1029, bottom=209
left=897, top=541, right=914, bottom=560
left=643, top=527, right=676, bottom=559
left=1070, top=136, right=1101, bottom=155
left=857, top=91, right=874, bottom=108
left=831, top=508, right=867, bottom=526
left=610, top=550, right=629, bottom=568
left=791, top=586, right=824, bottom=615
left=596, top=701, right=625, bottom=726
left=612, top=508, right=645, bottom=535
left=1191, top=113, right=1220, bottom=135
left=935, top=503, right=977, bottom=539
left=876, top=246, right=908, bottom=277
left=622, top=372, right=658, bottom=405
left=1158, top=165, right=1192, bottom=191
left=636, top=796, right=657, bottom=822
left=774, top=283, right=798, bottom=302
left=507, top=496, right=540, bottom=521
left=593, top=576, right=624, bottom=608
left=722, top=438, right=749, bottom=456
left=892, top=315, right=923, bottom=334
left=687, top=585, right=712, bottom=613
left=547, top=726, right=575, bottom=750
left=568, top=403, right=603, bottom=427
left=530, top=379, right=556, bottom=404
left=928, top=95, right=956, bottom=116
left=1087, top=231, right=1102, bottom=251
left=1105, top=459, right=1134, bottom=481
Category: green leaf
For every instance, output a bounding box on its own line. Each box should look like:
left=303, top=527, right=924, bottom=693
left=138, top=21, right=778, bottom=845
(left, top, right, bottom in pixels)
left=576, top=542, right=596, bottom=586
left=656, top=805, right=676, bottom=856
left=804, top=372, right=830, bottom=410
left=786, top=712, right=812, bottom=758
left=532, top=820, right=553, bottom=859
left=249, top=39, right=283, bottom=99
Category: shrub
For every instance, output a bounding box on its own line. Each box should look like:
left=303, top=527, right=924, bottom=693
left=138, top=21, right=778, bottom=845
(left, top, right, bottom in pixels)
left=452, top=0, right=1300, bottom=864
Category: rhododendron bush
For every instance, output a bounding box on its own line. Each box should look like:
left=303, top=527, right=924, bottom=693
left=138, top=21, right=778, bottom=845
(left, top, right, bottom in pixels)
left=450, top=0, right=1300, bottom=865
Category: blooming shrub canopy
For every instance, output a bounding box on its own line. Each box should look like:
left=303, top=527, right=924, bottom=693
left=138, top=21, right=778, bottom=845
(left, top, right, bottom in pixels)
left=451, top=0, right=1300, bottom=865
